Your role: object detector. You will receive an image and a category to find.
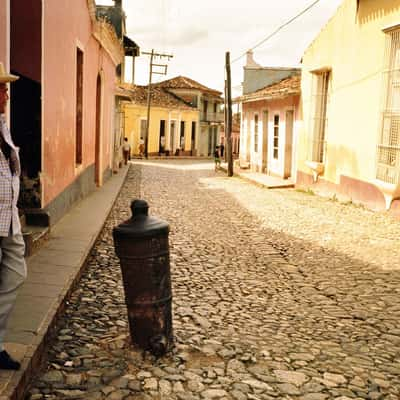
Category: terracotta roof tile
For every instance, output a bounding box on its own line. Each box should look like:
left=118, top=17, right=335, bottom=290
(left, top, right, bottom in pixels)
left=120, top=84, right=196, bottom=110
left=115, top=85, right=133, bottom=99
left=155, top=76, right=222, bottom=97
left=237, top=75, right=301, bottom=103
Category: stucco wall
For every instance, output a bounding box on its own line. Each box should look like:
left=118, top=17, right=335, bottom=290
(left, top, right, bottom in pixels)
left=11, top=0, right=41, bottom=82
left=299, top=0, right=400, bottom=186
left=241, top=95, right=301, bottom=178
left=124, top=104, right=199, bottom=155
left=0, top=1, right=8, bottom=67
left=42, top=0, right=116, bottom=206
left=99, top=55, right=116, bottom=177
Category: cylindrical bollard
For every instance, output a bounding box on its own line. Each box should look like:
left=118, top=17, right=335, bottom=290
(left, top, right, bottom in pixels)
left=112, top=199, right=173, bottom=356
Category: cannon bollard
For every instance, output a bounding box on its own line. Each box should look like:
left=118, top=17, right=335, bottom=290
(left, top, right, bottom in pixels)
left=112, top=199, right=173, bottom=356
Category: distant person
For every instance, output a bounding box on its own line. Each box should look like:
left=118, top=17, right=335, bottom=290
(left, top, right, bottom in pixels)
left=138, top=137, right=145, bottom=158
left=160, top=136, right=166, bottom=154
left=0, top=63, right=27, bottom=370
left=220, top=141, right=225, bottom=159
left=214, top=146, right=221, bottom=171
left=122, top=137, right=131, bottom=165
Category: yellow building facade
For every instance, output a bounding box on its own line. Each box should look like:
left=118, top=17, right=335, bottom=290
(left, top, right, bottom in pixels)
left=123, top=85, right=200, bottom=157
left=297, top=0, right=400, bottom=214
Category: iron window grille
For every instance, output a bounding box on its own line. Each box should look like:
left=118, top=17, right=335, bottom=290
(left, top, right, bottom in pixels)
left=254, top=114, right=259, bottom=153
left=377, top=28, right=400, bottom=184
left=310, top=71, right=330, bottom=163
left=273, top=114, right=279, bottom=159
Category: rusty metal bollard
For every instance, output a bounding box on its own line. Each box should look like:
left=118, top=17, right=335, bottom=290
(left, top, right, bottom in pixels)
left=112, top=199, right=173, bottom=356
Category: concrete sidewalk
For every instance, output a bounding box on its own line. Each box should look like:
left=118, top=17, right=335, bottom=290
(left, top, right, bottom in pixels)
left=220, top=162, right=295, bottom=189
left=0, top=165, right=129, bottom=400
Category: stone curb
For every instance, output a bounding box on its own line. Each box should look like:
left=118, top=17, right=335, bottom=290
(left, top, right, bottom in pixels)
left=219, top=165, right=294, bottom=189
left=2, top=166, right=130, bottom=400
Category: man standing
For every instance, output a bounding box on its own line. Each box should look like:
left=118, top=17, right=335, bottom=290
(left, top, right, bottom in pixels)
left=122, top=137, right=131, bottom=165
left=138, top=137, right=145, bottom=158
left=219, top=139, right=225, bottom=161
left=0, top=63, right=27, bottom=370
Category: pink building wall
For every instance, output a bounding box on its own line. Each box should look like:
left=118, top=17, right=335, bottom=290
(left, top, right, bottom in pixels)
left=242, top=94, right=301, bottom=178
left=220, top=125, right=240, bottom=156
left=0, top=1, right=8, bottom=68
left=243, top=96, right=301, bottom=125
left=42, top=0, right=116, bottom=207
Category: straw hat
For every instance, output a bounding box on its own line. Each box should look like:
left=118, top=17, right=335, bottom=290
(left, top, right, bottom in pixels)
left=0, top=63, right=19, bottom=83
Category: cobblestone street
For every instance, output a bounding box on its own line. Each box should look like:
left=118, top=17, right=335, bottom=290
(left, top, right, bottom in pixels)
left=28, top=160, right=400, bottom=400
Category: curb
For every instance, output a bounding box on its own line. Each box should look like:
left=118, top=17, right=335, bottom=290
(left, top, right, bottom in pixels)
left=4, top=166, right=130, bottom=400
left=219, top=165, right=294, bottom=190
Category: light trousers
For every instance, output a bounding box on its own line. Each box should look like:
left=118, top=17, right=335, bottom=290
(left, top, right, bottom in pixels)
left=0, top=234, right=27, bottom=348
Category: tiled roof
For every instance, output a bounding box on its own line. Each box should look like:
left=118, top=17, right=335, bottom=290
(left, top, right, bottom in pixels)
left=155, top=76, right=222, bottom=97
left=236, top=75, right=301, bottom=103
left=119, top=84, right=196, bottom=110
left=115, top=85, right=133, bottom=99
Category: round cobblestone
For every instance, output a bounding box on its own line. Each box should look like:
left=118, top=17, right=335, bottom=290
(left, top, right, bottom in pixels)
left=27, top=160, right=400, bottom=399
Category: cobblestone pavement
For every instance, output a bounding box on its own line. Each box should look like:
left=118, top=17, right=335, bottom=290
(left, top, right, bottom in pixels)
left=28, top=160, right=400, bottom=400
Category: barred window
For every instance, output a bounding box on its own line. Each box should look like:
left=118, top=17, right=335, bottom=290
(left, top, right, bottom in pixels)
left=310, top=71, right=329, bottom=163
left=377, top=28, right=400, bottom=184
left=254, top=114, right=259, bottom=152
left=273, top=114, right=279, bottom=159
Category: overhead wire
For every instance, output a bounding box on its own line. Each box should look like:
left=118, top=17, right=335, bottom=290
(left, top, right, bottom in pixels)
left=155, top=0, right=168, bottom=83
left=231, top=0, right=322, bottom=64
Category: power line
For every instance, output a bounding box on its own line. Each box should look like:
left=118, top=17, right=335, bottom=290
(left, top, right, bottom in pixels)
left=231, top=0, right=322, bottom=64
left=142, top=49, right=173, bottom=158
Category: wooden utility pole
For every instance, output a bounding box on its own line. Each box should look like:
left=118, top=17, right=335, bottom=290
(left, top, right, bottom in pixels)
left=225, top=52, right=233, bottom=176
left=144, top=50, right=154, bottom=159
left=142, top=50, right=173, bottom=158
left=224, top=79, right=228, bottom=162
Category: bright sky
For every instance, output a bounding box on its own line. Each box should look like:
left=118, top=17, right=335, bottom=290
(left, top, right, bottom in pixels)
left=96, top=0, right=343, bottom=95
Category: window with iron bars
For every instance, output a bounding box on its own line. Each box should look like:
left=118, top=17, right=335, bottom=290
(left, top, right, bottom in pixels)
left=273, top=114, right=279, bottom=159
left=254, top=114, right=259, bottom=152
left=377, top=28, right=400, bottom=184
left=310, top=71, right=329, bottom=163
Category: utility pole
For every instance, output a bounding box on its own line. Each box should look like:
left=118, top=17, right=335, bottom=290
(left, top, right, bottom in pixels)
left=225, top=52, right=233, bottom=177
left=224, top=79, right=228, bottom=163
left=142, top=50, right=173, bottom=158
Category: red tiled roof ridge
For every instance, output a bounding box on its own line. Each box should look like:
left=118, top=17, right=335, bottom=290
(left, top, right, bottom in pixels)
left=236, top=74, right=301, bottom=103
left=122, top=84, right=196, bottom=110
left=253, top=74, right=300, bottom=95
left=154, top=75, right=222, bottom=96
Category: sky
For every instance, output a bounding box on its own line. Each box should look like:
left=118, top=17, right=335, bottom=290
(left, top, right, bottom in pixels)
left=96, top=0, right=343, bottom=96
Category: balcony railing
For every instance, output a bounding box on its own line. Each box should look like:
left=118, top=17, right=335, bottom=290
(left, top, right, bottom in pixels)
left=200, top=111, right=224, bottom=123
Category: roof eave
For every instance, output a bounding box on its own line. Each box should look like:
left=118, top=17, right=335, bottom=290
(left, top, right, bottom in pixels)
left=238, top=90, right=300, bottom=103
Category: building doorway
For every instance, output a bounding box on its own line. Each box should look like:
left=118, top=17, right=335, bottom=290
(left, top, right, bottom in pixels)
left=262, top=110, right=269, bottom=174
left=284, top=110, right=294, bottom=179
left=169, top=120, right=176, bottom=153
left=246, top=115, right=251, bottom=162
left=95, top=73, right=102, bottom=186
left=10, top=0, right=42, bottom=208
left=191, top=121, right=196, bottom=155
left=159, top=120, right=166, bottom=154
